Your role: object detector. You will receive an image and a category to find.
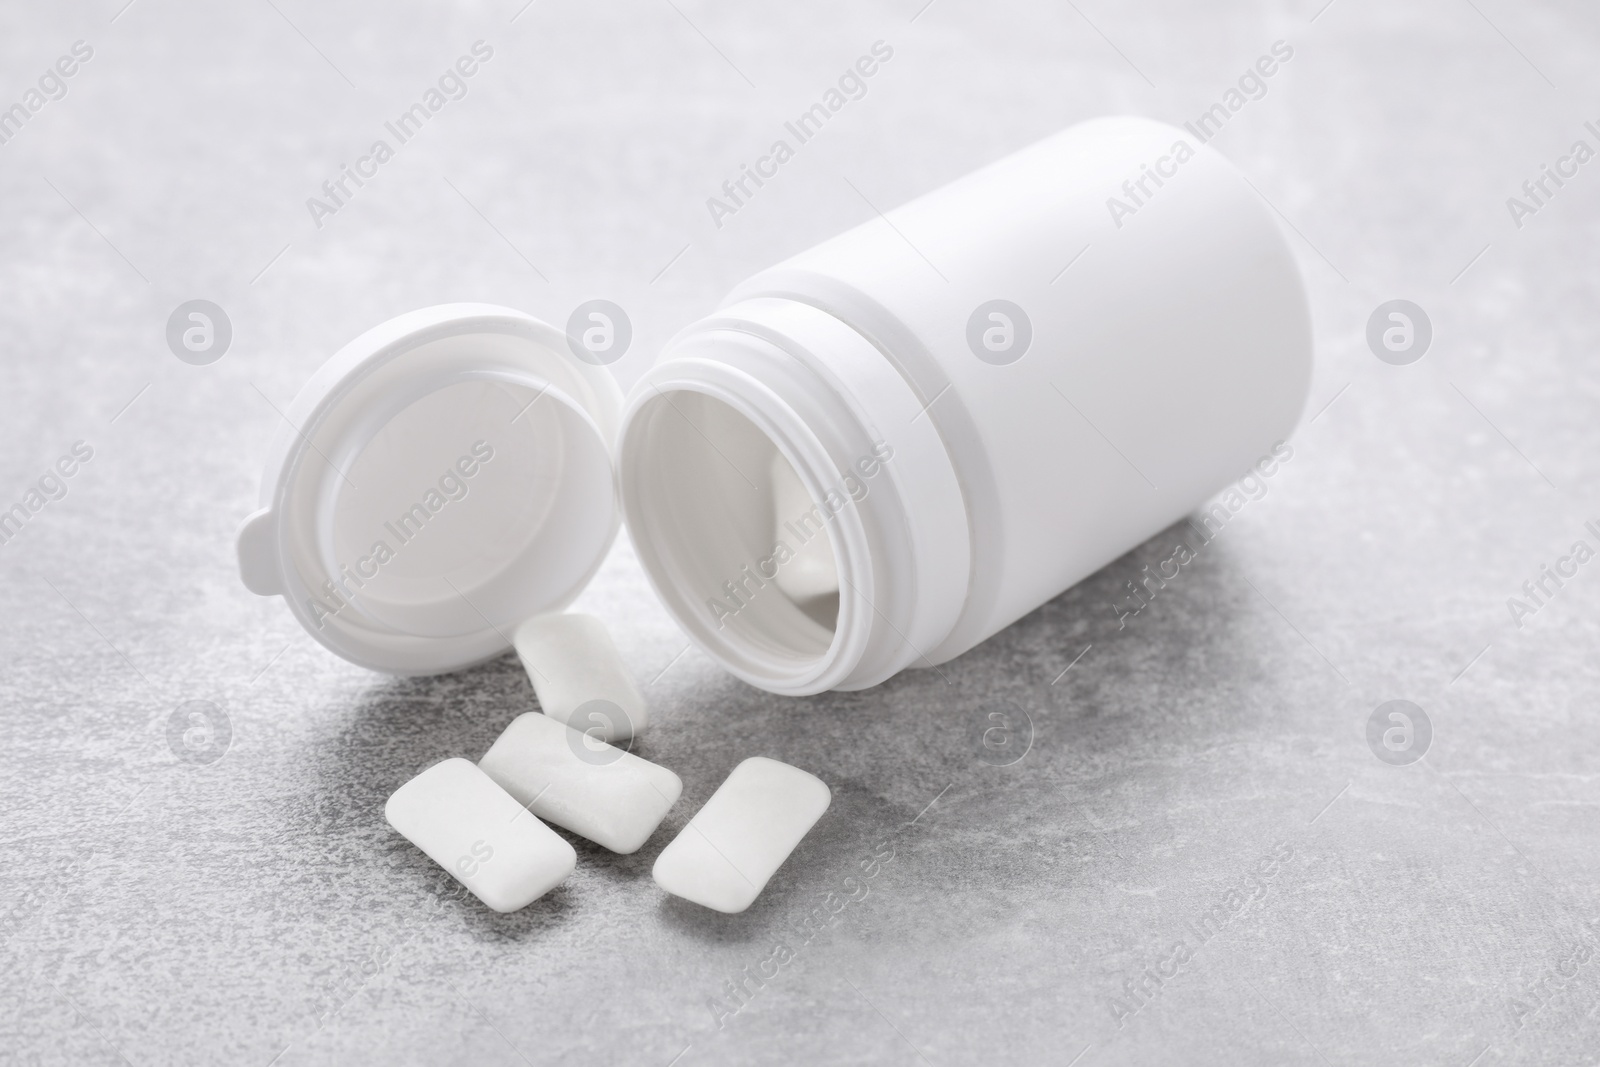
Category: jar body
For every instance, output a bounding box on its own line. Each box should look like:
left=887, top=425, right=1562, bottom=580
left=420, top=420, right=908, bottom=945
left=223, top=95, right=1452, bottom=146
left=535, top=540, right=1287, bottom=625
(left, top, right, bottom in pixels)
left=619, top=116, right=1312, bottom=695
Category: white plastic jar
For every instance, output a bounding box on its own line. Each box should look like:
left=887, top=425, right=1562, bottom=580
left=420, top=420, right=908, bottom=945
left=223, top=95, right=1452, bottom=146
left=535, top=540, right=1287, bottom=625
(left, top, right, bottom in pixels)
left=616, top=115, right=1311, bottom=695
left=238, top=116, right=1310, bottom=697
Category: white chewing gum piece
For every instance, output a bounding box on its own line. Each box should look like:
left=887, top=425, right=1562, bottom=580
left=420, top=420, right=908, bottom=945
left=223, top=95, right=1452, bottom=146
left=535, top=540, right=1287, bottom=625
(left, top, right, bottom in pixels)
left=478, top=713, right=683, bottom=854
left=385, top=758, right=576, bottom=913
left=652, top=757, right=831, bottom=914
left=768, top=450, right=840, bottom=604
left=513, top=613, right=647, bottom=743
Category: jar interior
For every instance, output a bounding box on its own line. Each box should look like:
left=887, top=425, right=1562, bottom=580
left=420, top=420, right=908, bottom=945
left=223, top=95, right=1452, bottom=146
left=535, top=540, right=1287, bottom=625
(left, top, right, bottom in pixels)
left=624, top=391, right=840, bottom=671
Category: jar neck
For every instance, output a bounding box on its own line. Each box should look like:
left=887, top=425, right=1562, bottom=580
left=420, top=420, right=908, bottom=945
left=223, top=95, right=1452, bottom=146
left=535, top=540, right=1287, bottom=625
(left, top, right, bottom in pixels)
left=617, top=297, right=970, bottom=695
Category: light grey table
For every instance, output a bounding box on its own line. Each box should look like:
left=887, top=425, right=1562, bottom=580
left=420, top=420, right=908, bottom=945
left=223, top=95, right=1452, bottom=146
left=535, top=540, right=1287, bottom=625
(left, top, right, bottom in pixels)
left=3, top=1, right=1598, bottom=1064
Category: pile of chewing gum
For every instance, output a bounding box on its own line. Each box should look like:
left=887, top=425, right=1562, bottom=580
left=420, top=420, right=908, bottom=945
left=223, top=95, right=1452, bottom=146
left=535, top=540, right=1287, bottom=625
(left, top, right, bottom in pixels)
left=385, top=613, right=831, bottom=913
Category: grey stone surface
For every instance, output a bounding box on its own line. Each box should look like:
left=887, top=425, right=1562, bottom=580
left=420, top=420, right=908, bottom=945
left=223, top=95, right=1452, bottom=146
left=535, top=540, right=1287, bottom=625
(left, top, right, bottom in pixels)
left=2, top=1, right=1599, bottom=1064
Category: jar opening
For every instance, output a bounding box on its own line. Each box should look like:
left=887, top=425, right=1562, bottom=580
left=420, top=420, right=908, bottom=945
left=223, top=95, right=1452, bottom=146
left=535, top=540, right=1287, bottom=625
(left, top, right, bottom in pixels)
left=622, top=390, right=847, bottom=682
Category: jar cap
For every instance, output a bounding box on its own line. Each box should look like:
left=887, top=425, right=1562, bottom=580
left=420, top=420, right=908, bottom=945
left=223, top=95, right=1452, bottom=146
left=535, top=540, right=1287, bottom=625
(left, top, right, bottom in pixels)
left=236, top=304, right=622, bottom=674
